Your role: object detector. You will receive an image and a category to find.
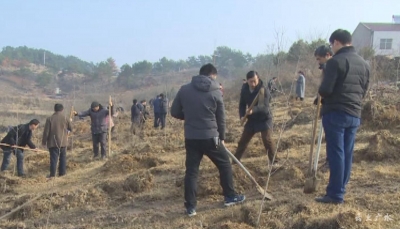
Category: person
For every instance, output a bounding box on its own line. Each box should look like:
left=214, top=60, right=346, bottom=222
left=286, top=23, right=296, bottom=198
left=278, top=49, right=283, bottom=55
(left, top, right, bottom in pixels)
left=313, top=45, right=333, bottom=106
left=219, top=83, right=224, bottom=97
left=242, top=79, right=247, bottom=85
left=140, top=100, right=150, bottom=126
left=42, top=104, right=72, bottom=178
left=315, top=29, right=370, bottom=204
left=74, top=101, right=114, bottom=160
left=131, top=99, right=142, bottom=135
left=313, top=45, right=333, bottom=164
left=153, top=95, right=161, bottom=128
left=171, top=63, right=245, bottom=217
left=234, top=71, right=278, bottom=166
left=295, top=71, right=305, bottom=101
left=105, top=106, right=118, bottom=133
left=159, top=93, right=168, bottom=129
left=267, top=77, right=278, bottom=102
left=1, top=119, right=40, bottom=177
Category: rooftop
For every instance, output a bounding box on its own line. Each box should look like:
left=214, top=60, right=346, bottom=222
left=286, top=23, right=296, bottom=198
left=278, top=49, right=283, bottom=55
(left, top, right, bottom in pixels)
left=361, top=22, right=400, bottom=31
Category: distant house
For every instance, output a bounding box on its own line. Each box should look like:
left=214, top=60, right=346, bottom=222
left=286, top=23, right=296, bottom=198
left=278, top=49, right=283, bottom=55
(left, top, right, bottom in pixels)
left=352, top=15, right=400, bottom=58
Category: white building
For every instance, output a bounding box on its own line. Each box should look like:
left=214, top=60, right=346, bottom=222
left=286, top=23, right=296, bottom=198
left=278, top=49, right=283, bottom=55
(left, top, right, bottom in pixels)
left=352, top=15, right=400, bottom=57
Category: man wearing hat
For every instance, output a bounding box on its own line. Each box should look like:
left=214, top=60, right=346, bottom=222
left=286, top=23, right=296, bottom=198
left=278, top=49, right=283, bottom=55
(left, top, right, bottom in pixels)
left=42, top=104, right=72, bottom=178
left=74, top=100, right=114, bottom=160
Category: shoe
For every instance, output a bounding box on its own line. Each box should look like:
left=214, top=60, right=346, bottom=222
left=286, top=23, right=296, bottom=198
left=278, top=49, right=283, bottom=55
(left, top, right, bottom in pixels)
left=224, top=194, right=246, bottom=207
left=93, top=155, right=99, bottom=160
left=186, top=208, right=197, bottom=217
left=101, top=155, right=108, bottom=161
left=315, top=195, right=343, bottom=204
left=18, top=174, right=26, bottom=178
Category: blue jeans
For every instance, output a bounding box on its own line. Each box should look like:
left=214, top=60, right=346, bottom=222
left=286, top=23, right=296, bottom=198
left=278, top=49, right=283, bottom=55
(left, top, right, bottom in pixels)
left=322, top=110, right=360, bottom=202
left=1, top=149, right=24, bottom=176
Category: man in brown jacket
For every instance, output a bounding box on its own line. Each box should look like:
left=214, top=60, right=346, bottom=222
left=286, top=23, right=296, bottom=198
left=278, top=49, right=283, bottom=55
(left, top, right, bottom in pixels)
left=42, top=104, right=72, bottom=178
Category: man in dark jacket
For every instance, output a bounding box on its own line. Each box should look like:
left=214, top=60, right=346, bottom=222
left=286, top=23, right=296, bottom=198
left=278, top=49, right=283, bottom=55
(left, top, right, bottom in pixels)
left=235, top=71, right=277, bottom=165
left=42, top=104, right=72, bottom=178
left=74, top=101, right=113, bottom=160
left=171, top=63, right=245, bottom=217
left=315, top=29, right=370, bottom=204
left=131, top=99, right=142, bottom=135
left=159, top=93, right=168, bottom=129
left=1, top=119, right=40, bottom=177
left=152, top=95, right=161, bottom=128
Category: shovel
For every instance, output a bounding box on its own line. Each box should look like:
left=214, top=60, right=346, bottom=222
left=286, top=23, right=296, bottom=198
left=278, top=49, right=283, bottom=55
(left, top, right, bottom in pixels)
left=222, top=145, right=273, bottom=200
left=304, top=96, right=322, bottom=193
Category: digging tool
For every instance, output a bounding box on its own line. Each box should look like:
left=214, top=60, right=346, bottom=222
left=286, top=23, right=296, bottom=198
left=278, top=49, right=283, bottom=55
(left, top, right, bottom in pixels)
left=108, top=95, right=112, bottom=157
left=304, top=95, right=322, bottom=194
left=222, top=145, right=273, bottom=200
left=240, top=88, right=264, bottom=126
left=0, top=143, right=47, bottom=153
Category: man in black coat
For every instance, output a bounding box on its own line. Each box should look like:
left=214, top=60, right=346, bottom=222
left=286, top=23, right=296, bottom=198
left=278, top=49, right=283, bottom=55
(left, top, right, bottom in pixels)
left=1, top=119, right=40, bottom=177
left=315, top=29, right=369, bottom=204
left=130, top=99, right=142, bottom=135
left=234, top=71, right=278, bottom=165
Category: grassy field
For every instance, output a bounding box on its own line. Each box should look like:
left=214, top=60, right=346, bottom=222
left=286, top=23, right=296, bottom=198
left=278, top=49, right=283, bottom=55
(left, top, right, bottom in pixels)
left=0, top=91, right=399, bottom=229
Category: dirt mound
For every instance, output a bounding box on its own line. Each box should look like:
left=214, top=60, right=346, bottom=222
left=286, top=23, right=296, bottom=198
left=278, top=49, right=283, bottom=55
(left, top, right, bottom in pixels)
left=272, top=166, right=305, bottom=187
left=0, top=173, right=22, bottom=193
left=209, top=221, right=254, bottom=229
left=102, top=153, right=164, bottom=175
left=362, top=100, right=400, bottom=129
left=278, top=134, right=309, bottom=152
left=355, top=130, right=400, bottom=162
left=123, top=171, right=154, bottom=193
left=286, top=107, right=315, bottom=129
left=11, top=188, right=107, bottom=221
left=72, top=120, right=91, bottom=135
left=304, top=210, right=366, bottom=229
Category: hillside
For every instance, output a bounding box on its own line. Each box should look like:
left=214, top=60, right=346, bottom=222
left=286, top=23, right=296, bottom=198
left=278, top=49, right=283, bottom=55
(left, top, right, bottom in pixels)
left=0, top=87, right=399, bottom=228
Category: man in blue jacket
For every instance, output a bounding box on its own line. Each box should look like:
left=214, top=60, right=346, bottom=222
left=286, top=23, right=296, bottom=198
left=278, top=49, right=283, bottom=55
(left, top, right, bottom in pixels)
left=171, top=63, right=245, bottom=217
left=74, top=101, right=114, bottom=160
left=315, top=29, right=369, bottom=204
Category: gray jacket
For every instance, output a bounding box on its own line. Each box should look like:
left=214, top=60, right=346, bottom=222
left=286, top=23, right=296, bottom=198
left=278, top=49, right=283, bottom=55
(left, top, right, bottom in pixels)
left=78, top=106, right=114, bottom=134
left=296, top=74, right=305, bottom=98
left=170, top=75, right=225, bottom=140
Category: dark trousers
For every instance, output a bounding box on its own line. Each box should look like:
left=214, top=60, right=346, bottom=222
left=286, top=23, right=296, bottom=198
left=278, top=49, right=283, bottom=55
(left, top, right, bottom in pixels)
left=92, top=133, right=107, bottom=157
left=184, top=139, right=236, bottom=209
left=1, top=149, right=24, bottom=176
left=235, top=129, right=276, bottom=162
left=154, top=113, right=160, bottom=128
left=322, top=111, right=360, bottom=202
left=160, top=113, right=166, bottom=128
left=49, top=147, right=66, bottom=177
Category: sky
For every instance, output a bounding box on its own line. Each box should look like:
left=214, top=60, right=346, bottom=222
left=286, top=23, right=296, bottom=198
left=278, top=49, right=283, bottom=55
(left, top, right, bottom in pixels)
left=1, top=0, right=399, bottom=66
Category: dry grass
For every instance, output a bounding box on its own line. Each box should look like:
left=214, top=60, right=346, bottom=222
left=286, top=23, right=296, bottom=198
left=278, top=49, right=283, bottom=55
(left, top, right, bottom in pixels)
left=0, top=94, right=399, bottom=229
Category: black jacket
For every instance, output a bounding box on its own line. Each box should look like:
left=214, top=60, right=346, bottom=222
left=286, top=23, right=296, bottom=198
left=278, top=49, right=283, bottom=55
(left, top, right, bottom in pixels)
left=318, top=46, right=370, bottom=118
left=131, top=103, right=142, bottom=124
left=171, top=75, right=225, bottom=140
left=1, top=124, right=36, bottom=152
left=239, top=79, right=272, bottom=132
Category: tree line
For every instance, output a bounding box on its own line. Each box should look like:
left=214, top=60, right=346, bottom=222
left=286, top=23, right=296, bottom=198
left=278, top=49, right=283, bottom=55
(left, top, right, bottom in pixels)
left=0, top=39, right=329, bottom=89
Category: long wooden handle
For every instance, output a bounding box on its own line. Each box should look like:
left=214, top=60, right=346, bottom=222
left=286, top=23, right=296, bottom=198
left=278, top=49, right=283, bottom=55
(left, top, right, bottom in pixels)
left=0, top=143, right=47, bottom=153
left=240, top=90, right=261, bottom=126
left=108, top=95, right=112, bottom=157
left=308, top=95, right=322, bottom=175
left=223, top=145, right=273, bottom=200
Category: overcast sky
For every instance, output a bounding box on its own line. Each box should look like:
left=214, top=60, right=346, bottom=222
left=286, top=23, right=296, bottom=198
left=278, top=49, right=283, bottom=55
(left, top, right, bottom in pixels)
left=1, top=0, right=398, bottom=66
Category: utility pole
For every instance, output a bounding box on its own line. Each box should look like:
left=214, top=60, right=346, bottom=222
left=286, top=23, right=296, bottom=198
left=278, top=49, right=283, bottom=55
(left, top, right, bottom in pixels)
left=43, top=51, right=46, bottom=66
left=212, top=51, right=219, bottom=66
